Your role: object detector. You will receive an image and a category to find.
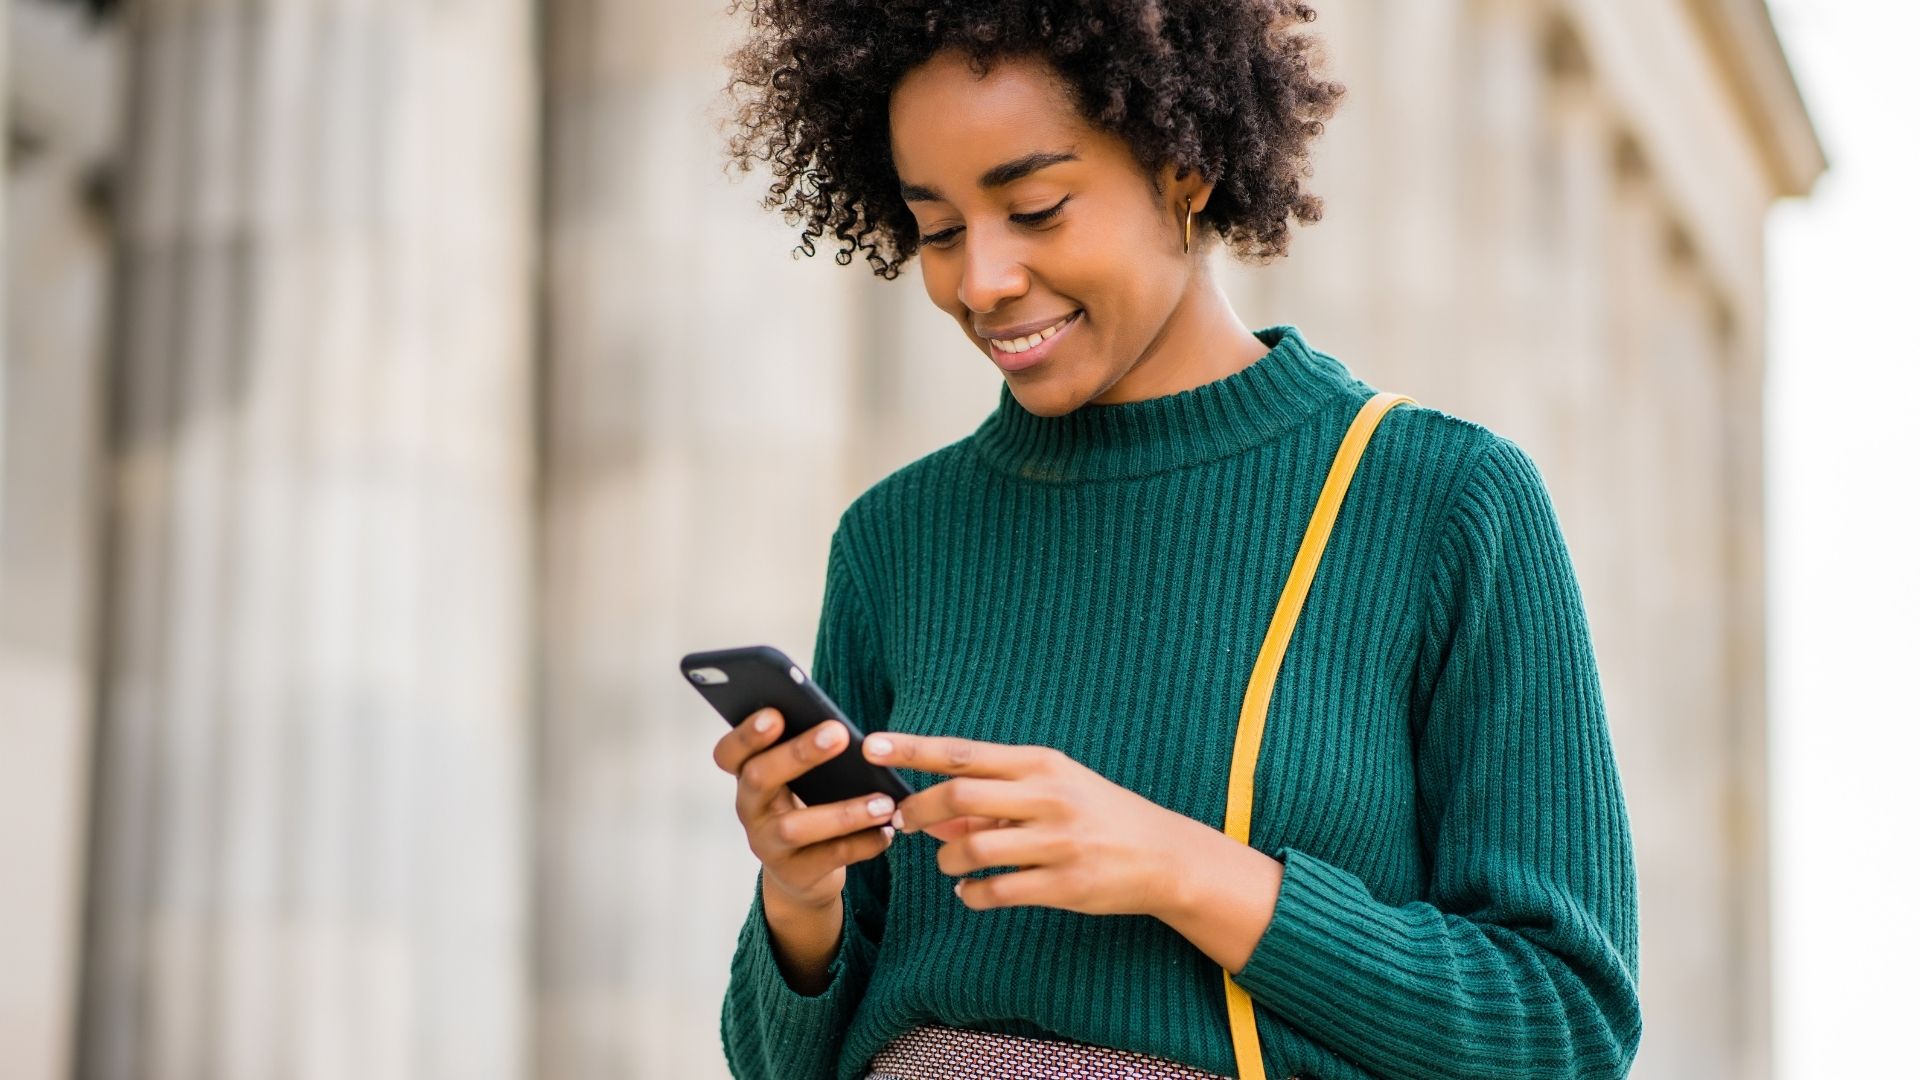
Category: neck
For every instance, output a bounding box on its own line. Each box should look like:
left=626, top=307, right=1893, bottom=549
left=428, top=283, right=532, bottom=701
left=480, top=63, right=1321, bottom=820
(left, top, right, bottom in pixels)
left=970, top=323, right=1366, bottom=484
left=1089, top=278, right=1272, bottom=406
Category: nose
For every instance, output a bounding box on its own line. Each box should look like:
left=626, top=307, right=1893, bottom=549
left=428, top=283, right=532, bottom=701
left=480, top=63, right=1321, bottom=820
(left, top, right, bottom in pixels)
left=956, top=228, right=1029, bottom=317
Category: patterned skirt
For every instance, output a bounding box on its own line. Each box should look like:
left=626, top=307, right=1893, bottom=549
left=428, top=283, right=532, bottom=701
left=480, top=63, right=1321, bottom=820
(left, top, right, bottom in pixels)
left=860, top=1021, right=1242, bottom=1080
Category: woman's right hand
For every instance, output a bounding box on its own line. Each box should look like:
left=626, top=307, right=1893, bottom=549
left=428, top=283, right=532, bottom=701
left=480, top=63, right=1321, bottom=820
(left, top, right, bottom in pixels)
left=713, top=706, right=897, bottom=912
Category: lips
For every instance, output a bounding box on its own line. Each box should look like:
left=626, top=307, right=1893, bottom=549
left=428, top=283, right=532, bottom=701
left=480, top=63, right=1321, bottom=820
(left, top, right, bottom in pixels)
left=980, top=309, right=1082, bottom=346
left=987, top=309, right=1082, bottom=372
left=990, top=309, right=1082, bottom=351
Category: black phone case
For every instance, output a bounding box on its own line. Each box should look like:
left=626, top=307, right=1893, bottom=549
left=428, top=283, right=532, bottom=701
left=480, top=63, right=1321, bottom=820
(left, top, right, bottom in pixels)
left=680, top=644, right=912, bottom=808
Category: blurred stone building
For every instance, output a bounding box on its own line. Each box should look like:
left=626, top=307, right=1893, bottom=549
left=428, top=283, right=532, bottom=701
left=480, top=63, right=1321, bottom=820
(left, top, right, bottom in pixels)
left=1, top=1, right=1821, bottom=1078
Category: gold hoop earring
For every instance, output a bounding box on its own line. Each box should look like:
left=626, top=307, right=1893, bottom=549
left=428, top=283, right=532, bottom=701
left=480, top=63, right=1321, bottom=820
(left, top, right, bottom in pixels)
left=1183, top=198, right=1194, bottom=254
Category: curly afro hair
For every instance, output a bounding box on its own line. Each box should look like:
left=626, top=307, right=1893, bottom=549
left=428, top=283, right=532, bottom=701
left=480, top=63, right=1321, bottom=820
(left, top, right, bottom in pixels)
left=720, top=0, right=1346, bottom=280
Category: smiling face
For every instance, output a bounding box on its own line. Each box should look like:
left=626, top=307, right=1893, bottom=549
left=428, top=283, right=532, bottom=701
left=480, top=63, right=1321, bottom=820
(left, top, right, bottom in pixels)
left=890, top=48, right=1230, bottom=415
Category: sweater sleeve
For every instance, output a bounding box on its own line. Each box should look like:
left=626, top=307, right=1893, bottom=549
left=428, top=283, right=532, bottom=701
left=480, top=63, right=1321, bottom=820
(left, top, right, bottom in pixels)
left=1228, top=435, right=1643, bottom=1080
left=719, top=521, right=894, bottom=1080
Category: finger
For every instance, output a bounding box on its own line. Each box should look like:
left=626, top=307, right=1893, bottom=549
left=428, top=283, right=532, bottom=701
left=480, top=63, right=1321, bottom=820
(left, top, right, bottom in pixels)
left=935, top=824, right=1069, bottom=878
left=738, top=719, right=850, bottom=816
left=714, top=707, right=785, bottom=776
left=953, top=866, right=1066, bottom=911
left=766, top=791, right=900, bottom=854
left=895, top=776, right=1045, bottom=834
left=782, top=822, right=895, bottom=883
left=920, top=815, right=1010, bottom=843
left=863, top=731, right=1055, bottom=780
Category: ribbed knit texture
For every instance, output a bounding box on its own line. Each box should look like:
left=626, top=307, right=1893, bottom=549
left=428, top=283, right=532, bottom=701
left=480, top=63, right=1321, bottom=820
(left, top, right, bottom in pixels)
left=719, top=324, right=1642, bottom=1080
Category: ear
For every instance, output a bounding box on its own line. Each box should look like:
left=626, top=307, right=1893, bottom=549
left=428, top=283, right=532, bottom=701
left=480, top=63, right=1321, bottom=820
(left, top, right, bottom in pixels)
left=1157, top=161, right=1218, bottom=217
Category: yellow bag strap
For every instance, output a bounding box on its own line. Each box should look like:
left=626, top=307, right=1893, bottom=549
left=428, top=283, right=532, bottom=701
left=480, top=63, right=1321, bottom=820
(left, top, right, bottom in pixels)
left=1222, top=390, right=1419, bottom=1080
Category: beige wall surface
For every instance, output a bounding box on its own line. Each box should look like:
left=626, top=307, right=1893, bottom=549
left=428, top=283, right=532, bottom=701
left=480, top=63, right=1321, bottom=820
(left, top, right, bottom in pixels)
left=3, top=4, right=120, bottom=1077
left=1, top=0, right=1819, bottom=1077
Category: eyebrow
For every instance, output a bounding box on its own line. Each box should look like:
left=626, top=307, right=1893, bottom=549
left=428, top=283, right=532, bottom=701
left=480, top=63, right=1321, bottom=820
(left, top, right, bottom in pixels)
left=899, top=149, right=1080, bottom=203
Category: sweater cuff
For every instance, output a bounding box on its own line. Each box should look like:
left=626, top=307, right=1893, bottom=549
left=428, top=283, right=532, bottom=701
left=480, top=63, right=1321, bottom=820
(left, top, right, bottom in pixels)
left=1231, top=846, right=1425, bottom=1026
left=720, top=870, right=871, bottom=1080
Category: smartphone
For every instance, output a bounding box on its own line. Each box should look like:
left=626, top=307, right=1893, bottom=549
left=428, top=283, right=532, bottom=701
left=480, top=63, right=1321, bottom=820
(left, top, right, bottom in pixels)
left=681, top=644, right=911, bottom=809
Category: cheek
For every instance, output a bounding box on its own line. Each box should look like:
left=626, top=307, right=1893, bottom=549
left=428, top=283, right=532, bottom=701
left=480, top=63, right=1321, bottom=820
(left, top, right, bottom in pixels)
left=920, top=265, right=974, bottom=333
left=1045, top=221, right=1162, bottom=318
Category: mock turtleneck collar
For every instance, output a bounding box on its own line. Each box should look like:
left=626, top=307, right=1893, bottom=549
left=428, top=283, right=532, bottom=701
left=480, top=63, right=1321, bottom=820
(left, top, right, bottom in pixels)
left=969, top=323, right=1365, bottom=483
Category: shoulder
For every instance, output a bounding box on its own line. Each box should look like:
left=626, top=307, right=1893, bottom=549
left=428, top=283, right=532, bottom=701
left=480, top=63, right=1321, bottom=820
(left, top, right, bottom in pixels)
left=1340, top=389, right=1570, bottom=580
left=830, top=435, right=979, bottom=552
left=1344, top=390, right=1537, bottom=512
left=1364, top=386, right=1498, bottom=461
left=1388, top=403, right=1559, bottom=529
left=1376, top=404, right=1582, bottom=624
left=843, top=436, right=976, bottom=519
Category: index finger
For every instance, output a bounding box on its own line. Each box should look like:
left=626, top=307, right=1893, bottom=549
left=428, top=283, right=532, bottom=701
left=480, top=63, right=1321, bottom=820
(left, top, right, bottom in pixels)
left=712, top=706, right=783, bottom=776
left=862, top=731, right=1052, bottom=779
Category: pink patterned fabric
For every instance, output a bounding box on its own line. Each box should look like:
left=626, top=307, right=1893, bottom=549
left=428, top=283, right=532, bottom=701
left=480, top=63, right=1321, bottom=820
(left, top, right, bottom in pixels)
left=861, top=1021, right=1271, bottom=1080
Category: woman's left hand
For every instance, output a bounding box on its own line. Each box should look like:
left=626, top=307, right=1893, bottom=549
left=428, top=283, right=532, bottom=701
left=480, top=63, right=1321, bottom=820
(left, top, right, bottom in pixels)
left=861, top=730, right=1214, bottom=918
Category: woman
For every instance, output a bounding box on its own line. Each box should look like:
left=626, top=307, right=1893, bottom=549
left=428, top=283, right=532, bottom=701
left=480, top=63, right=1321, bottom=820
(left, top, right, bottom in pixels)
left=708, top=3, right=1642, bottom=1079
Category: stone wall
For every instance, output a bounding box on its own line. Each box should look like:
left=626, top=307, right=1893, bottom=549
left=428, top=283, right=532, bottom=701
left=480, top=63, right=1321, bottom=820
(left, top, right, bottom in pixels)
left=0, top=1, right=1819, bottom=1077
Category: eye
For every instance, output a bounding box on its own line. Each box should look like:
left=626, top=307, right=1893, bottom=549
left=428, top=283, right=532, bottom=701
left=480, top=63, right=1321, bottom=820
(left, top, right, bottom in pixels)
left=1010, top=194, right=1071, bottom=227
left=918, top=195, right=1072, bottom=249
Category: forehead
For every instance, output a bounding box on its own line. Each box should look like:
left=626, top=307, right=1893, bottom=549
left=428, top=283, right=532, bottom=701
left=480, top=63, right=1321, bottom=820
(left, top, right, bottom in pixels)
left=890, top=51, right=1089, bottom=179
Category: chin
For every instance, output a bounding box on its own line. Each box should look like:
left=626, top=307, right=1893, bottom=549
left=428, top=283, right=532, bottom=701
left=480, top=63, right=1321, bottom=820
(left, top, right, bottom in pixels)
left=1004, top=379, right=1086, bottom=417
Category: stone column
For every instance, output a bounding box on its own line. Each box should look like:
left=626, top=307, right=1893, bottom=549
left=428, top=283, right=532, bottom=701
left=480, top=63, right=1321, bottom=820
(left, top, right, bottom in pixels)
left=1602, top=125, right=1717, bottom=1076
left=1717, top=243, right=1773, bottom=1080
left=1655, top=216, right=1747, bottom=1078
left=1371, top=0, right=1469, bottom=402
left=1460, top=0, right=1555, bottom=449
left=1243, top=0, right=1471, bottom=399
left=536, top=2, right=863, bottom=1076
left=2, top=8, right=120, bottom=1080
left=1540, top=17, right=1612, bottom=575
left=1219, top=0, right=1388, bottom=366
left=77, top=3, right=536, bottom=1079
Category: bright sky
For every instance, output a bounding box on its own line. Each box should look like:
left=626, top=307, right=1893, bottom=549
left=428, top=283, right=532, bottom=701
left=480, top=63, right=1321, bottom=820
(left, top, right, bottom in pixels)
left=1765, top=0, right=1920, bottom=1074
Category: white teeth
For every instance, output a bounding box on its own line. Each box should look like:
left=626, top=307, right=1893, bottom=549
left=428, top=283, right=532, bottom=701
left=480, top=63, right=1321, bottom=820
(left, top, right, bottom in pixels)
left=991, top=313, right=1076, bottom=352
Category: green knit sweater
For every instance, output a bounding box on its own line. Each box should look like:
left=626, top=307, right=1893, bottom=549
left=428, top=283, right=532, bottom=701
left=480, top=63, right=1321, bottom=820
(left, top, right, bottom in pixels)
left=719, top=324, right=1642, bottom=1080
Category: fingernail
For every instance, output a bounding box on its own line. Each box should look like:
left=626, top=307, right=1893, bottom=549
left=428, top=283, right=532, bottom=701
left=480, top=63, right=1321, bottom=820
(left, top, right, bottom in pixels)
left=890, top=809, right=905, bottom=831
left=867, top=735, right=892, bottom=756
left=752, top=711, right=774, bottom=732
left=813, top=725, right=836, bottom=748
left=953, top=880, right=964, bottom=898
left=882, top=825, right=895, bottom=840
left=866, top=796, right=894, bottom=817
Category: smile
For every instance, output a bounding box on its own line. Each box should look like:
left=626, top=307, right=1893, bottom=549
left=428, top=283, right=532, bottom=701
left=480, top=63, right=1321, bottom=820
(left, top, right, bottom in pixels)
left=988, top=310, right=1082, bottom=372
left=988, top=311, right=1077, bottom=351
